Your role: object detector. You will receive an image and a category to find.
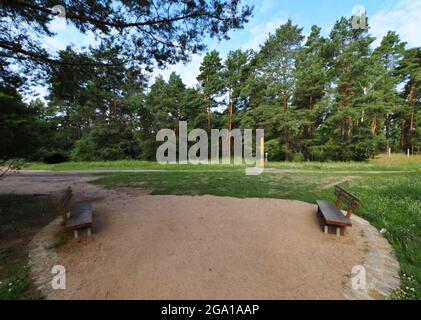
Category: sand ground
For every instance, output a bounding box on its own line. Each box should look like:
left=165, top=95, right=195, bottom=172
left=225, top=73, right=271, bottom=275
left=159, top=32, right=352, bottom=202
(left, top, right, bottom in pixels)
left=1, top=172, right=367, bottom=299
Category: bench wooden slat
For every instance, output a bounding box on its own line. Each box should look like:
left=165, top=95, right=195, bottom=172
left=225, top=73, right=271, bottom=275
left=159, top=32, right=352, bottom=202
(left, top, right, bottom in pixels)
left=335, top=185, right=359, bottom=201
left=334, top=185, right=360, bottom=207
left=60, top=193, right=73, bottom=210
left=66, top=201, right=93, bottom=231
left=59, top=188, right=72, bottom=209
left=58, top=187, right=72, bottom=223
left=316, top=200, right=352, bottom=227
left=57, top=187, right=93, bottom=238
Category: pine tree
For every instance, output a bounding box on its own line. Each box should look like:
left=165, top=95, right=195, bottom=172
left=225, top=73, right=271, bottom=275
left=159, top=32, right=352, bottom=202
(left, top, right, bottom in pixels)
left=367, top=31, right=406, bottom=153
left=294, top=25, right=328, bottom=160
left=256, top=19, right=304, bottom=160
left=320, top=17, right=378, bottom=160
left=397, top=48, right=421, bottom=154
left=197, top=50, right=225, bottom=130
left=223, top=49, right=253, bottom=131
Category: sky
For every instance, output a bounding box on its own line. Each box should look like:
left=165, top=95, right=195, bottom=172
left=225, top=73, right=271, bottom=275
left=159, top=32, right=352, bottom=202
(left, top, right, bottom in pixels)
left=36, top=0, right=421, bottom=98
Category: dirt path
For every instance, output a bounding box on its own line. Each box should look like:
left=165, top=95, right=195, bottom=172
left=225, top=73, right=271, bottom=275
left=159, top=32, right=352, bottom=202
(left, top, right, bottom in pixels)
left=19, top=168, right=413, bottom=175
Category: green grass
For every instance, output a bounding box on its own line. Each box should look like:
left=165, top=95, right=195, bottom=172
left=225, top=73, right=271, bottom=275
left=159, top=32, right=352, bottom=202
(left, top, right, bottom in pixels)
left=93, top=170, right=421, bottom=300
left=0, top=195, right=57, bottom=300
left=27, top=153, right=421, bottom=172
left=27, top=160, right=246, bottom=171
left=268, top=161, right=420, bottom=172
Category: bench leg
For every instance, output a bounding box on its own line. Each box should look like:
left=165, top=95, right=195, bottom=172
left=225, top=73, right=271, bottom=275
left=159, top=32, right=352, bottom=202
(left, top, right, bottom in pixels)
left=74, top=230, right=78, bottom=239
left=336, top=227, right=341, bottom=237
left=87, top=228, right=91, bottom=237
left=324, top=225, right=328, bottom=235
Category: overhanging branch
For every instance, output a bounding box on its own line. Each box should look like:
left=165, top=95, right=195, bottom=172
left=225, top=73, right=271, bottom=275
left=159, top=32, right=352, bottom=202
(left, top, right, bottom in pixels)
left=14, top=1, right=226, bottom=30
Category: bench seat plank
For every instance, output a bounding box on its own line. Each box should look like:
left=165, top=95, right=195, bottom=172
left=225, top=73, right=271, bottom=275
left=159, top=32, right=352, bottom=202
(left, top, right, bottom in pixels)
left=316, top=200, right=352, bottom=227
left=66, top=201, right=93, bottom=231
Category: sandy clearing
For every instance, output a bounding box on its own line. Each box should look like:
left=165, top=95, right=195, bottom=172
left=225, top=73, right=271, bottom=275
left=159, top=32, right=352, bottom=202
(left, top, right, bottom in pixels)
left=1, top=172, right=367, bottom=299
left=51, top=195, right=366, bottom=300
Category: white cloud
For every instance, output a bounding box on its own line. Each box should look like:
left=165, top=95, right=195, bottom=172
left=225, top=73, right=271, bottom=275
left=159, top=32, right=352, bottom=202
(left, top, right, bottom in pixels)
left=41, top=23, right=98, bottom=53
left=241, top=17, right=286, bottom=50
left=259, top=0, right=277, bottom=13
left=370, top=0, right=421, bottom=47
left=42, top=35, right=67, bottom=52
left=49, top=16, right=67, bottom=32
left=153, top=54, right=203, bottom=88
left=75, top=30, right=98, bottom=50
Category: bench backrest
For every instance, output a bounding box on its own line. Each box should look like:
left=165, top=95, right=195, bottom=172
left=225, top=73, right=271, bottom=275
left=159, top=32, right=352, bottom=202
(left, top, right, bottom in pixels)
left=58, top=186, right=73, bottom=223
left=334, top=185, right=360, bottom=219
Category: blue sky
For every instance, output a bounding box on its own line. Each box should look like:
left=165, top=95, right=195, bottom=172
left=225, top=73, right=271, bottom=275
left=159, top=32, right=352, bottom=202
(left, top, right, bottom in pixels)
left=38, top=0, right=421, bottom=97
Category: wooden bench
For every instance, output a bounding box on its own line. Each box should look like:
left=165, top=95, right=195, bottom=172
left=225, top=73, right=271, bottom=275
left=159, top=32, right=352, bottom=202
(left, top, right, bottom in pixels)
left=316, top=185, right=360, bottom=236
left=58, top=187, right=93, bottom=239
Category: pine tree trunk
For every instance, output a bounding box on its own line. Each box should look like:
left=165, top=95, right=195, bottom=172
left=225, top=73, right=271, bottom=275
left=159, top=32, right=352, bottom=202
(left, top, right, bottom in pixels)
left=410, top=110, right=414, bottom=155
left=283, top=94, right=288, bottom=112
left=204, top=95, right=211, bottom=130
left=207, top=105, right=211, bottom=130
left=283, top=92, right=289, bottom=161
left=307, top=96, right=313, bottom=133
left=371, top=117, right=377, bottom=134
left=341, top=64, right=351, bottom=143
left=228, top=99, right=233, bottom=131
left=400, top=113, right=406, bottom=151
left=76, top=123, right=81, bottom=139
left=409, top=79, right=416, bottom=155
left=205, top=74, right=212, bottom=130
left=227, top=97, right=234, bottom=159
left=345, top=88, right=351, bottom=140
left=285, top=128, right=290, bottom=161
left=113, top=99, right=117, bottom=123
left=305, top=96, right=313, bottom=161
left=385, top=113, right=390, bottom=152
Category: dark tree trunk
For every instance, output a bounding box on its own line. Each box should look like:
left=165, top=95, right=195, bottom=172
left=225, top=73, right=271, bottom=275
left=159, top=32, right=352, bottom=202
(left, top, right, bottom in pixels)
left=283, top=92, right=289, bottom=161
left=204, top=94, right=211, bottom=130
left=409, top=80, right=416, bottom=155
left=400, top=113, right=406, bottom=151
left=409, top=110, right=414, bottom=155
left=228, top=99, right=233, bottom=131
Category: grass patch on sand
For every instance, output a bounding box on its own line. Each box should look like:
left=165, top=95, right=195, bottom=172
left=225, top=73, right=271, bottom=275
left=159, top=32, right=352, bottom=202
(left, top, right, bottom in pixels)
left=0, top=194, right=57, bottom=300
left=93, top=170, right=421, bottom=299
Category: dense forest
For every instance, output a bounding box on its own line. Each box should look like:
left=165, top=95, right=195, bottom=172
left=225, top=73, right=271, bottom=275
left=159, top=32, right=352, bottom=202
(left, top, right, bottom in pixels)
left=1, top=2, right=420, bottom=162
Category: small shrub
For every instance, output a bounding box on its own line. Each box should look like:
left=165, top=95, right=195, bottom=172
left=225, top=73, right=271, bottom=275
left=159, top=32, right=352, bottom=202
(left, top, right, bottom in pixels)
left=42, top=152, right=69, bottom=164
left=71, top=125, right=139, bottom=161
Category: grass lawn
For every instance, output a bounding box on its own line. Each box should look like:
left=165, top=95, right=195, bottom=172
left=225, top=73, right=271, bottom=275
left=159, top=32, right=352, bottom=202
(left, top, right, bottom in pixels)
left=93, top=169, right=421, bottom=300
left=27, top=154, right=421, bottom=172
left=0, top=195, right=57, bottom=300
